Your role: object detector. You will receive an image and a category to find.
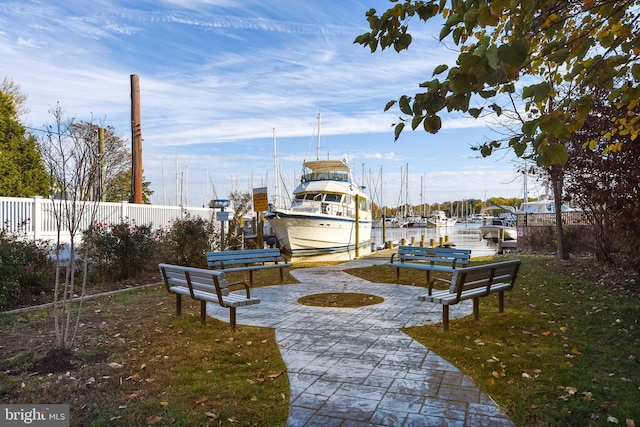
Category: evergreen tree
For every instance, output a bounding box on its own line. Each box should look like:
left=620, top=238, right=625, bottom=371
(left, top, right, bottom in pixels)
left=0, top=91, right=50, bottom=197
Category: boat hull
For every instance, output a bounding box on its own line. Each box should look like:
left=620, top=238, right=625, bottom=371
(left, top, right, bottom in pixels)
left=479, top=225, right=517, bottom=243
left=266, top=211, right=372, bottom=256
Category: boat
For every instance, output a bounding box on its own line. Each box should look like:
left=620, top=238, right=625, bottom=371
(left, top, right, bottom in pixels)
left=426, top=210, right=457, bottom=227
left=467, top=213, right=495, bottom=224
left=480, top=216, right=517, bottom=243
left=264, top=159, right=373, bottom=256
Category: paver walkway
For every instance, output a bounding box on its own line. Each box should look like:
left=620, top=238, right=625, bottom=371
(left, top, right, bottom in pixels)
left=205, top=257, right=515, bottom=426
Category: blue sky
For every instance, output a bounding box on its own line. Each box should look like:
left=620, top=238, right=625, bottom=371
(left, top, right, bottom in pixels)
left=1, top=0, right=539, bottom=208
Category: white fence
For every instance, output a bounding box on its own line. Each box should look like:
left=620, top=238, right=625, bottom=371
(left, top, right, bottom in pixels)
left=1, top=196, right=214, bottom=244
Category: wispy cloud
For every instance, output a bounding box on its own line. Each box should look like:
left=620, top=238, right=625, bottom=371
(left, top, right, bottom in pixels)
left=3, top=0, right=523, bottom=205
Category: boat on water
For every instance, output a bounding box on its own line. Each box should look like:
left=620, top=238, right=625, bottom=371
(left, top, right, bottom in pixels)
left=264, top=159, right=373, bottom=256
left=426, top=210, right=457, bottom=227
left=480, top=217, right=517, bottom=243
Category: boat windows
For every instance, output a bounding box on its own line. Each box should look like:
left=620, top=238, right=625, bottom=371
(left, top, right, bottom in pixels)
left=324, top=194, right=342, bottom=203
left=301, top=171, right=349, bottom=183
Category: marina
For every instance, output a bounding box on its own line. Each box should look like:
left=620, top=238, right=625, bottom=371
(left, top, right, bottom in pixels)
left=289, top=222, right=499, bottom=263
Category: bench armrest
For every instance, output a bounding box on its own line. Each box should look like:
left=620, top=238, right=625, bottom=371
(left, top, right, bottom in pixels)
left=227, top=280, right=252, bottom=298
left=428, top=277, right=452, bottom=296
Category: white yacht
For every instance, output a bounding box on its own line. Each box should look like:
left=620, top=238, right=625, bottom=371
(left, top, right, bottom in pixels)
left=264, top=159, right=372, bottom=255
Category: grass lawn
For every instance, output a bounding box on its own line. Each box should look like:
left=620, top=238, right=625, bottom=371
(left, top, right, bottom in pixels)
left=1, top=256, right=638, bottom=426
left=345, top=254, right=640, bottom=426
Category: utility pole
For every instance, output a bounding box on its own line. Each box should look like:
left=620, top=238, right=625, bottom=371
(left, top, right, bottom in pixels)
left=98, top=127, right=105, bottom=202
left=130, top=74, right=143, bottom=204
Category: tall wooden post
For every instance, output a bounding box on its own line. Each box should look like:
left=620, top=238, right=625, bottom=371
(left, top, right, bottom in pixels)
left=355, top=194, right=360, bottom=258
left=98, top=127, right=105, bottom=202
left=130, top=74, right=143, bottom=204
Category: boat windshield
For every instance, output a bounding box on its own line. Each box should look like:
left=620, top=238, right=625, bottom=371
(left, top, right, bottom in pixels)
left=324, top=194, right=342, bottom=203
left=301, top=171, right=349, bottom=183
left=294, top=193, right=323, bottom=202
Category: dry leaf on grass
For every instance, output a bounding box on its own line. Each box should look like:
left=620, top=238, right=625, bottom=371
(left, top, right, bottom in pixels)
left=269, top=369, right=285, bottom=379
left=147, top=415, right=162, bottom=424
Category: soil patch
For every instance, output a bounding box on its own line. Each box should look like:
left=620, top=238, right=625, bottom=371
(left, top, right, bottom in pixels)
left=298, top=292, right=384, bottom=308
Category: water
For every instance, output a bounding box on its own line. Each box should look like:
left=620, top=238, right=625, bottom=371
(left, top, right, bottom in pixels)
left=289, top=223, right=497, bottom=263
left=372, top=222, right=497, bottom=258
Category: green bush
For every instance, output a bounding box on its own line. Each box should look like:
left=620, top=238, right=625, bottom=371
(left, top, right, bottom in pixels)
left=0, top=230, right=54, bottom=309
left=157, top=214, right=218, bottom=267
left=81, top=219, right=158, bottom=281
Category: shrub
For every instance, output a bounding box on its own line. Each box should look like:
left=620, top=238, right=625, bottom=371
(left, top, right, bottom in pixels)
left=158, top=214, right=218, bottom=267
left=81, top=219, right=158, bottom=281
left=0, top=230, right=54, bottom=309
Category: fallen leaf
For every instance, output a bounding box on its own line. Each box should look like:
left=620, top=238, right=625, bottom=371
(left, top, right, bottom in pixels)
left=160, top=401, right=169, bottom=407
left=486, top=378, right=495, bottom=386
left=571, top=347, right=582, bottom=355
left=269, top=369, right=285, bottom=379
left=583, top=392, right=593, bottom=401
left=108, top=362, right=123, bottom=369
left=205, top=412, right=219, bottom=420
left=522, top=373, right=532, bottom=379
left=607, top=416, right=619, bottom=424
left=147, top=415, right=162, bottom=425
left=195, top=396, right=208, bottom=405
left=492, top=371, right=500, bottom=379
left=541, top=331, right=551, bottom=336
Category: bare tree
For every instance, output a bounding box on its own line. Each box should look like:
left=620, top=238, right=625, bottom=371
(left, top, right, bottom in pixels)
left=38, top=103, right=102, bottom=349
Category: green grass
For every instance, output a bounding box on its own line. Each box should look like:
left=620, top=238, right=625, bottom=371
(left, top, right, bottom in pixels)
left=2, top=258, right=638, bottom=426
left=345, top=255, right=640, bottom=426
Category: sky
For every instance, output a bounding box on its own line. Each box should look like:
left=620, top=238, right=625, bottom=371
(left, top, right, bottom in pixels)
left=1, top=0, right=542, bottom=209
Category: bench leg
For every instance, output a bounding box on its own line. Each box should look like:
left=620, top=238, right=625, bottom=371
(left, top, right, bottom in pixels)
left=249, top=271, right=254, bottom=287
left=473, top=297, right=480, bottom=322
left=442, top=305, right=449, bottom=331
left=279, top=267, right=284, bottom=283
left=396, top=267, right=400, bottom=280
left=176, top=294, right=182, bottom=317
left=498, top=291, right=505, bottom=313
left=200, top=300, right=207, bottom=325
left=229, top=307, right=237, bottom=332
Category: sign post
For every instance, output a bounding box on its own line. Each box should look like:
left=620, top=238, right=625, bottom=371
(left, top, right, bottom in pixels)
left=210, top=199, right=230, bottom=250
left=253, top=187, right=268, bottom=248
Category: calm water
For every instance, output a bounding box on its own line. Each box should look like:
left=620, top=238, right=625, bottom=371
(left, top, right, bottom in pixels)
left=373, top=222, right=496, bottom=257
left=289, top=222, right=497, bottom=263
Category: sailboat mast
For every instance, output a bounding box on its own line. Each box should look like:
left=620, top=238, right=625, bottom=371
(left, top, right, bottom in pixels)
left=273, top=128, right=280, bottom=208
left=316, top=112, right=321, bottom=160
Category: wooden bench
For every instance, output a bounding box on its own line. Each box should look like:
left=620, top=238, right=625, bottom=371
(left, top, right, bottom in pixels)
left=206, top=248, right=292, bottom=286
left=418, top=259, right=521, bottom=331
left=158, top=263, right=260, bottom=331
left=385, top=246, right=472, bottom=289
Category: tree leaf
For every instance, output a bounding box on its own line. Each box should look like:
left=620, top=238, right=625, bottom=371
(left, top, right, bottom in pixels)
left=394, top=122, right=405, bottom=141
left=399, top=95, right=413, bottom=115
left=423, top=115, right=442, bottom=133
left=433, top=64, right=449, bottom=76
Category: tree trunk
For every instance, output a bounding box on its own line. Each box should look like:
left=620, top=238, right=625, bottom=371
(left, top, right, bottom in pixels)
left=549, top=165, right=569, bottom=260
